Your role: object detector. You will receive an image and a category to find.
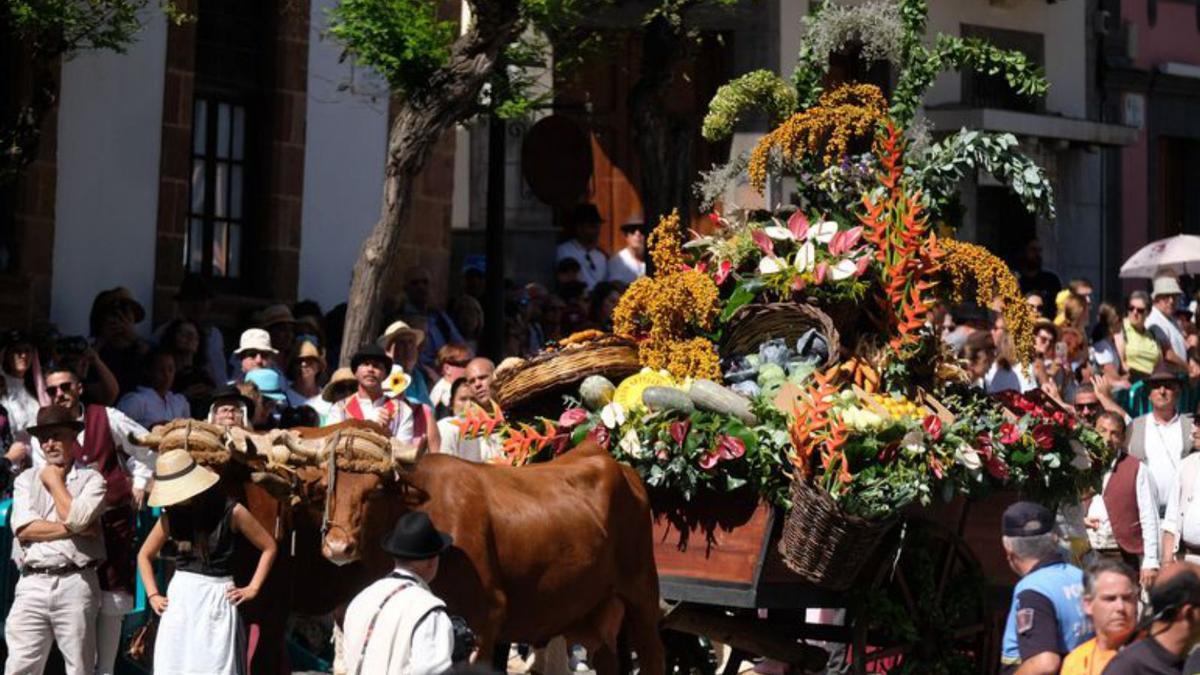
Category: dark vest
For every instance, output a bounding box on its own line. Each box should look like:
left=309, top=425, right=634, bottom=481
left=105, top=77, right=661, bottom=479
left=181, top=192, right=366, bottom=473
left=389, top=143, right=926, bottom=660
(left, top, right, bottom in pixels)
left=76, top=404, right=136, bottom=594
left=1103, top=453, right=1143, bottom=555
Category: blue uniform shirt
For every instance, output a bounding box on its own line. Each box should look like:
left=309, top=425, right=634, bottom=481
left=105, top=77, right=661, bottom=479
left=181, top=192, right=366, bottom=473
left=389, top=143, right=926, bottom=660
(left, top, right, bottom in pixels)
left=1001, top=558, right=1091, bottom=668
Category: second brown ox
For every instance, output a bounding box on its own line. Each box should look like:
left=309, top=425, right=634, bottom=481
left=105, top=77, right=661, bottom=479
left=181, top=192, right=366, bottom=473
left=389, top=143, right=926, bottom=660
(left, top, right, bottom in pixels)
left=308, top=439, right=665, bottom=674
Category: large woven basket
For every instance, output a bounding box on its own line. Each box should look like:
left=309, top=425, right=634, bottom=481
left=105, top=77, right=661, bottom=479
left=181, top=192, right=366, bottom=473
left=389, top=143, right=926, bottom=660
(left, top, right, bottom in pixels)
left=778, top=479, right=897, bottom=591
left=494, top=336, right=641, bottom=415
left=721, top=302, right=840, bottom=368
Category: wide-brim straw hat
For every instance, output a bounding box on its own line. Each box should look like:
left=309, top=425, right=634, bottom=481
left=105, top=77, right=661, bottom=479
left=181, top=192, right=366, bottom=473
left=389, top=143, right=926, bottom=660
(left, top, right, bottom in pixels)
left=377, top=320, right=425, bottom=350
left=148, top=449, right=220, bottom=508
left=322, top=367, right=358, bottom=402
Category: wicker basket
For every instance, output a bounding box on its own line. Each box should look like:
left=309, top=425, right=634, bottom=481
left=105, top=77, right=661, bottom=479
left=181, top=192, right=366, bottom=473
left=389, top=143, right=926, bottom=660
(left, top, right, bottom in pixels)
left=721, top=302, right=840, bottom=368
left=494, top=337, right=641, bottom=414
left=778, top=479, right=897, bottom=591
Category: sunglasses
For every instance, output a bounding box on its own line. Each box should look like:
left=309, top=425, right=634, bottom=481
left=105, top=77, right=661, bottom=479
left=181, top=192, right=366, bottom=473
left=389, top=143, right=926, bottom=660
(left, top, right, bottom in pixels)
left=45, top=383, right=74, bottom=395
left=1075, top=402, right=1100, bottom=410
left=1128, top=306, right=1147, bottom=315
left=1152, top=382, right=1180, bottom=391
left=242, top=350, right=269, bottom=359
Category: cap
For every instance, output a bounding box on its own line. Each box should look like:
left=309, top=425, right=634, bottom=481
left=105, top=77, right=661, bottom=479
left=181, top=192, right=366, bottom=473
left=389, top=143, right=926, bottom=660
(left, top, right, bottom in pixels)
left=1002, top=501, right=1054, bottom=537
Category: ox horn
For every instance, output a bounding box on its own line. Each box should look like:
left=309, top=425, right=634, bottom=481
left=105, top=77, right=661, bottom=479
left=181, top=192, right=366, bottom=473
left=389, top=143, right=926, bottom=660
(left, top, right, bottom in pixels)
left=250, top=471, right=294, bottom=500
left=390, top=440, right=420, bottom=466
left=274, top=432, right=327, bottom=465
left=128, top=431, right=163, bottom=449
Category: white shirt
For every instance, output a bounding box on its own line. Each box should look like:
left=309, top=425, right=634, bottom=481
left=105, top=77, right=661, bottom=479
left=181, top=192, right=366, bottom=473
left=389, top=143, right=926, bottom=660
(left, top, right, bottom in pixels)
left=343, top=569, right=454, bottom=675
left=1092, top=339, right=1118, bottom=368
left=327, top=393, right=415, bottom=442
left=116, top=386, right=191, bottom=428
left=1142, top=413, right=1185, bottom=511
left=30, top=406, right=155, bottom=490
left=10, top=464, right=107, bottom=569
left=1, top=373, right=39, bottom=435
left=984, top=362, right=1022, bottom=394
left=1085, top=458, right=1162, bottom=569
left=1148, top=307, right=1187, bottom=361
left=429, top=378, right=453, bottom=412
left=556, top=240, right=607, bottom=291
left=607, top=248, right=646, bottom=286
left=1164, top=454, right=1200, bottom=549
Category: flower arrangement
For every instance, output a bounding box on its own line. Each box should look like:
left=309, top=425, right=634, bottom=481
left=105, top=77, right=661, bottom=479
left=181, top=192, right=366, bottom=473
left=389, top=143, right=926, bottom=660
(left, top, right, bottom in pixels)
left=941, top=238, right=1037, bottom=362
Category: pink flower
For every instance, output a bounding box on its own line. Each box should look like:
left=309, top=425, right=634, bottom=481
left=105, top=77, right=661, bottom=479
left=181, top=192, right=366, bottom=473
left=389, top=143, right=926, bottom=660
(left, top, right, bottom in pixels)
left=999, top=423, right=1021, bottom=445
left=828, top=227, right=863, bottom=256
left=1032, top=424, right=1056, bottom=450
left=787, top=210, right=809, bottom=240
left=587, top=425, right=611, bottom=450
left=976, top=432, right=993, bottom=458
left=714, top=260, right=733, bottom=286
left=751, top=230, right=775, bottom=257
left=813, top=262, right=828, bottom=285
left=681, top=262, right=708, bottom=274
left=669, top=420, right=691, bottom=447
left=1051, top=411, right=1067, bottom=426
left=707, top=212, right=721, bottom=224
left=656, top=448, right=669, bottom=462
left=791, top=276, right=807, bottom=293
left=557, top=408, right=589, bottom=429
left=929, top=455, right=945, bottom=479
left=698, top=452, right=720, bottom=470
left=716, top=435, right=746, bottom=461
left=854, top=255, right=871, bottom=277
left=922, top=415, right=943, bottom=441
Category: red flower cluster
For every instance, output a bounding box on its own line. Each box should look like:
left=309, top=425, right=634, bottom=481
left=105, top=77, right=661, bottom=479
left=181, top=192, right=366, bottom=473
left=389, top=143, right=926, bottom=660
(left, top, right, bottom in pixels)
left=698, top=435, right=746, bottom=470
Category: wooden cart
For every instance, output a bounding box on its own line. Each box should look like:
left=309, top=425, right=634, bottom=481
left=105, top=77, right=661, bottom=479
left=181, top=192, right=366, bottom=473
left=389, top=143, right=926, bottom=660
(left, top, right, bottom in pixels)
left=652, top=489, right=1021, bottom=674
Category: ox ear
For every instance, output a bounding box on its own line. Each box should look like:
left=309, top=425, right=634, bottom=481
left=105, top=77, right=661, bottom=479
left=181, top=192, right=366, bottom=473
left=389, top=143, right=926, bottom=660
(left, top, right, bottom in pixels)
left=390, top=440, right=421, bottom=467
left=250, top=471, right=295, bottom=502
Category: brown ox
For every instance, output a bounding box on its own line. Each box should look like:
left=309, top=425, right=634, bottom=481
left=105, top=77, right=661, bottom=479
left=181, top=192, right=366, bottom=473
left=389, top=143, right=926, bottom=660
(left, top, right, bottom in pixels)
left=312, top=440, right=665, bottom=674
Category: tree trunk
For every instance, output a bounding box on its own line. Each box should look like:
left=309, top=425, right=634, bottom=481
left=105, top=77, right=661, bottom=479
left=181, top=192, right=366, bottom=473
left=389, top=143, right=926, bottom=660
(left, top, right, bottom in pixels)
left=630, top=13, right=695, bottom=238
left=339, top=1, right=524, bottom=365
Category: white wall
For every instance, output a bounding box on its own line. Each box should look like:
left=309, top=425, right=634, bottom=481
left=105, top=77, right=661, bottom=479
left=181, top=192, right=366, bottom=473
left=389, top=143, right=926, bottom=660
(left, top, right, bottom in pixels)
left=298, top=0, right=390, bottom=311
left=52, top=12, right=168, bottom=337
left=778, top=0, right=1087, bottom=119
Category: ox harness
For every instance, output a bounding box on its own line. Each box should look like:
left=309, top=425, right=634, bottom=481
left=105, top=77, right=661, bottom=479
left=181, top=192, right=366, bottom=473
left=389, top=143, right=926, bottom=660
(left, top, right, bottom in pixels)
left=320, top=430, right=342, bottom=543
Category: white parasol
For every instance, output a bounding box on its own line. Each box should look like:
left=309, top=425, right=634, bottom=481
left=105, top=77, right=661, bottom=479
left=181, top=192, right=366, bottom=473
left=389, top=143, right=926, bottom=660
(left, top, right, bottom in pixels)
left=1119, top=234, right=1200, bottom=278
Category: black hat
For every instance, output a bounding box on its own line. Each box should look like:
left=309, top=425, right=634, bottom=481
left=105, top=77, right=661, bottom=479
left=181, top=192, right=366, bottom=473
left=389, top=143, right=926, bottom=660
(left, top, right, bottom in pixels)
left=350, top=344, right=394, bottom=372
left=27, top=406, right=85, bottom=439
left=1, top=329, right=32, bottom=349
left=1146, top=363, right=1183, bottom=387
left=175, top=273, right=214, bottom=302
left=381, top=511, right=453, bottom=560
left=209, top=385, right=256, bottom=420
left=1002, top=501, right=1054, bottom=537
left=568, top=203, right=603, bottom=226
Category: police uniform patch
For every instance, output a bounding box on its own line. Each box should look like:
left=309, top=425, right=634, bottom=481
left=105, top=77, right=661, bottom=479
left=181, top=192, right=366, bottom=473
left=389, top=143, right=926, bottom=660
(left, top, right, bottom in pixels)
left=1016, top=608, right=1035, bottom=634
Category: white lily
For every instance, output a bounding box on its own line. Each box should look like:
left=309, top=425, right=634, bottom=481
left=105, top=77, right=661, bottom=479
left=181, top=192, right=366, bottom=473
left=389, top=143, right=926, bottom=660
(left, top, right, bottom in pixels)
left=793, top=241, right=816, bottom=273
left=955, top=444, right=982, bottom=471
left=758, top=256, right=786, bottom=275
left=600, top=402, right=626, bottom=429
left=807, top=221, right=839, bottom=244
left=763, top=225, right=795, bottom=241
left=829, top=258, right=858, bottom=281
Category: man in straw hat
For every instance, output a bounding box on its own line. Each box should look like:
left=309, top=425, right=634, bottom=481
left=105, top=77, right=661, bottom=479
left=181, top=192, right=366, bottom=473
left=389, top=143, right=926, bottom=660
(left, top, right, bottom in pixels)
left=230, top=327, right=279, bottom=383
left=327, top=345, right=415, bottom=442
left=343, top=511, right=458, bottom=675
left=35, top=365, right=157, bottom=675
left=999, top=501, right=1090, bottom=674
left=5, top=406, right=107, bottom=675
left=1147, top=274, right=1189, bottom=372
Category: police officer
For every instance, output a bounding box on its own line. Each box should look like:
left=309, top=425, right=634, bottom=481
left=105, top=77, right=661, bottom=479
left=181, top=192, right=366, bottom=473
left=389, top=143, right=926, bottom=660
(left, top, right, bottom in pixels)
left=1000, top=501, right=1092, bottom=674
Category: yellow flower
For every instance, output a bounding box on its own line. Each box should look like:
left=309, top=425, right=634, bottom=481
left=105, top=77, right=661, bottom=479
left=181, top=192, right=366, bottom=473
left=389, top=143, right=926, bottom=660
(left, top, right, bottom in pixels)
left=941, top=238, right=1036, bottom=363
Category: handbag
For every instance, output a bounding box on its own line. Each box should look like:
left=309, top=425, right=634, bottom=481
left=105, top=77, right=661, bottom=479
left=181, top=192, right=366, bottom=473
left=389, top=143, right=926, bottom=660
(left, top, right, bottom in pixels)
left=126, top=614, right=159, bottom=665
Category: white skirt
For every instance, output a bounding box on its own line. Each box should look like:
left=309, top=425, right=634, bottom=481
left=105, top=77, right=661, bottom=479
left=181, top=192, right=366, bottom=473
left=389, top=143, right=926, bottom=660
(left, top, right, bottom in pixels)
left=153, top=570, right=244, bottom=675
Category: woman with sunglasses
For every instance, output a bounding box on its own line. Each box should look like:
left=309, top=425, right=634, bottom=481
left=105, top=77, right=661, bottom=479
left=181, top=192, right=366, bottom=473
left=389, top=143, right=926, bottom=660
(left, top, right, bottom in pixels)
left=1118, top=291, right=1169, bottom=382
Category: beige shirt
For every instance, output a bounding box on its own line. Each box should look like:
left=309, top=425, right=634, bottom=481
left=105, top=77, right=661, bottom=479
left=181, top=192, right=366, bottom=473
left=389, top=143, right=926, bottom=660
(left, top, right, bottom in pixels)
left=9, top=464, right=107, bottom=569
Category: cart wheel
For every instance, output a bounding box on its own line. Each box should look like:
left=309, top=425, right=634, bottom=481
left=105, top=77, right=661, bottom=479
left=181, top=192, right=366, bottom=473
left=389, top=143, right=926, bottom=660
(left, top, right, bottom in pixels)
left=661, top=629, right=717, bottom=675
left=847, top=519, right=991, bottom=674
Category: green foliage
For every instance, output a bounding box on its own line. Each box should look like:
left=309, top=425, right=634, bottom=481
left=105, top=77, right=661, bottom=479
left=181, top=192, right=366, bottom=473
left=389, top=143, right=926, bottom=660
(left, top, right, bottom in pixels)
left=327, top=0, right=456, bottom=96
left=908, top=129, right=1056, bottom=220
left=701, top=70, right=798, bottom=142
left=7, top=0, right=186, bottom=56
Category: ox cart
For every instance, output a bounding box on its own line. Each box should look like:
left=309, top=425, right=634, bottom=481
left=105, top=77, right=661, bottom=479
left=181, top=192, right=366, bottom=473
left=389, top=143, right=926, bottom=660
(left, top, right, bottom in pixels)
left=652, top=488, right=1019, bottom=675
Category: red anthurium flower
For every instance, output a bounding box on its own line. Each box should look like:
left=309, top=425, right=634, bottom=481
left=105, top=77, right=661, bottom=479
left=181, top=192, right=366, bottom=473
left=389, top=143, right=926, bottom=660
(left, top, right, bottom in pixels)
left=557, top=408, right=589, bottom=429
left=707, top=212, right=721, bottom=224
left=1032, top=424, right=1056, bottom=450
left=999, top=423, right=1021, bottom=445
left=1051, top=410, right=1066, bottom=426
left=681, top=261, right=708, bottom=274
left=716, top=435, right=746, bottom=461
left=714, top=260, right=733, bottom=286
left=791, top=276, right=807, bottom=293
left=976, top=432, right=994, bottom=458
left=854, top=255, right=871, bottom=277
left=985, top=456, right=1010, bottom=481
left=587, top=425, right=610, bottom=450
left=751, top=230, right=775, bottom=257
left=698, top=452, right=720, bottom=470
left=828, top=227, right=864, bottom=256
left=1015, top=396, right=1036, bottom=413
left=922, top=415, right=943, bottom=441
left=787, top=210, right=809, bottom=240
left=669, top=420, right=691, bottom=447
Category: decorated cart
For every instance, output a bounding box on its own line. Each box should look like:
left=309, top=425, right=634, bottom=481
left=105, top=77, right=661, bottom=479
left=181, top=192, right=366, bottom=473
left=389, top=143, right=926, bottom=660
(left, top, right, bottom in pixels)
left=460, top=2, right=1104, bottom=672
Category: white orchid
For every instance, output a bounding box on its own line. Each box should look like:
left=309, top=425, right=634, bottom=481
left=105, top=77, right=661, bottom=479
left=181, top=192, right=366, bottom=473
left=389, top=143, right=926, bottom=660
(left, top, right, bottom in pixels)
left=829, top=258, right=859, bottom=281
left=807, top=221, right=839, bottom=244
left=758, top=256, right=786, bottom=275
left=763, top=225, right=795, bottom=240
left=600, top=402, right=626, bottom=429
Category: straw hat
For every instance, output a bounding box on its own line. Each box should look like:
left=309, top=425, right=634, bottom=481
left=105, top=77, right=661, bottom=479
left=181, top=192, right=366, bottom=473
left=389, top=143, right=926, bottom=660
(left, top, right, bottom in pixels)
left=233, top=328, right=279, bottom=356
left=322, top=367, right=358, bottom=402
left=377, top=320, right=425, bottom=350
left=1153, top=275, right=1184, bottom=299
left=148, top=449, right=220, bottom=508
left=292, top=340, right=327, bottom=372
left=259, top=304, right=297, bottom=328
